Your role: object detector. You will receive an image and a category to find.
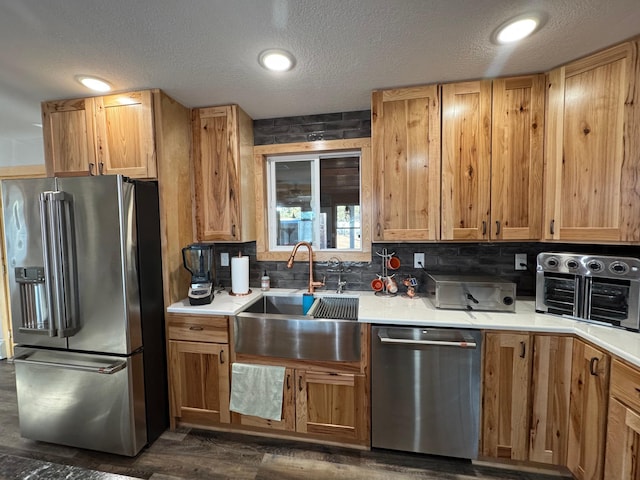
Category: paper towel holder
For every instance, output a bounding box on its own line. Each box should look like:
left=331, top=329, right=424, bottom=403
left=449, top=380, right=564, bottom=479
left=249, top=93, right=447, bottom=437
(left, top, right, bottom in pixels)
left=230, top=251, right=252, bottom=296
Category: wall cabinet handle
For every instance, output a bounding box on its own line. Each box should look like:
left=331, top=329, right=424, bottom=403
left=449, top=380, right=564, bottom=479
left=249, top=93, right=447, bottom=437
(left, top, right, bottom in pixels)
left=482, top=221, right=487, bottom=236
left=376, top=223, right=381, bottom=238
left=286, top=374, right=290, bottom=390
left=89, top=163, right=95, bottom=176
left=98, top=162, right=104, bottom=175
left=231, top=224, right=236, bottom=237
left=495, top=220, right=501, bottom=236
left=298, top=375, right=303, bottom=392
left=220, top=350, right=224, bottom=364
left=520, top=341, right=526, bottom=358
left=550, top=219, right=555, bottom=235
left=589, top=357, right=599, bottom=376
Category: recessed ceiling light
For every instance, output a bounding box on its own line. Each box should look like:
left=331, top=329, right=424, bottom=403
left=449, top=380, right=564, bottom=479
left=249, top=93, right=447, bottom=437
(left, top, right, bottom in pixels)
left=76, top=75, right=112, bottom=92
left=494, top=15, right=541, bottom=44
left=258, top=49, right=296, bottom=72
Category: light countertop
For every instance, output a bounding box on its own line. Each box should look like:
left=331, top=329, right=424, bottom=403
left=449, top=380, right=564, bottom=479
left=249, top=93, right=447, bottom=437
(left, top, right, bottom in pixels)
left=167, top=288, right=640, bottom=368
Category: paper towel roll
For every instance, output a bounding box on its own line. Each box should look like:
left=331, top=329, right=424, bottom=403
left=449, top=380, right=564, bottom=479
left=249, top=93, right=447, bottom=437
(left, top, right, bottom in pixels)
left=231, top=256, right=250, bottom=294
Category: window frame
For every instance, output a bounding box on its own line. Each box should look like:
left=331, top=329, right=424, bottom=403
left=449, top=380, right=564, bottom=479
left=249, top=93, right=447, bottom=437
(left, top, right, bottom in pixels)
left=254, top=138, right=372, bottom=262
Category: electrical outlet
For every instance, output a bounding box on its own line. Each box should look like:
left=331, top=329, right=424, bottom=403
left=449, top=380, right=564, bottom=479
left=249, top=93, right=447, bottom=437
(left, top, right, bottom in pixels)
left=220, top=252, right=230, bottom=267
left=414, top=253, right=425, bottom=269
left=515, top=253, right=527, bottom=270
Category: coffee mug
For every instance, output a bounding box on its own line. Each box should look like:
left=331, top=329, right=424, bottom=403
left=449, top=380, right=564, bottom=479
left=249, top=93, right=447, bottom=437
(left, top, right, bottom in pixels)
left=371, top=278, right=384, bottom=291
left=387, top=256, right=401, bottom=270
left=385, top=275, right=398, bottom=293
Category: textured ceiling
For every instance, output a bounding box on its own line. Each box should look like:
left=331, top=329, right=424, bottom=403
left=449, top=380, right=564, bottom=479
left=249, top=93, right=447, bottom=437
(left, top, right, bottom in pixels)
left=1, top=0, right=640, bottom=146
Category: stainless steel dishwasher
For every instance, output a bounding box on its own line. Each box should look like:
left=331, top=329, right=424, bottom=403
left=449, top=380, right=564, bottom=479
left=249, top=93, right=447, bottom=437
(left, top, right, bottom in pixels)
left=371, top=326, right=482, bottom=459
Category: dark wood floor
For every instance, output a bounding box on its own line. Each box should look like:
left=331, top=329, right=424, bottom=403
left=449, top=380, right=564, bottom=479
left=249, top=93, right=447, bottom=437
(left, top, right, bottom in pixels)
left=0, top=359, right=569, bottom=480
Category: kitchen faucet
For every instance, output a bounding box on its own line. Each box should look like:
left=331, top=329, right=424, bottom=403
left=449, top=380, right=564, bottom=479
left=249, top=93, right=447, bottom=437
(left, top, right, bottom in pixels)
left=286, top=241, right=325, bottom=293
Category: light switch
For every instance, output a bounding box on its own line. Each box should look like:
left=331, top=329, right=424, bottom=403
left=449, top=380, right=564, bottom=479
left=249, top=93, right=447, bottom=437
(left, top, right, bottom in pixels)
left=220, top=252, right=230, bottom=267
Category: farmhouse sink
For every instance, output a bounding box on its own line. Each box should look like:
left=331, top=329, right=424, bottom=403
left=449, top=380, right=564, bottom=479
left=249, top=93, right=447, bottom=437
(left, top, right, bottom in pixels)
left=234, top=294, right=361, bottom=362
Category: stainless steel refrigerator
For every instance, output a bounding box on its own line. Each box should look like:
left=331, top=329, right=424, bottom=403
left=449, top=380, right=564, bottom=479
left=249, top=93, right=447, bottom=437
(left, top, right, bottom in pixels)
left=1, top=175, right=167, bottom=456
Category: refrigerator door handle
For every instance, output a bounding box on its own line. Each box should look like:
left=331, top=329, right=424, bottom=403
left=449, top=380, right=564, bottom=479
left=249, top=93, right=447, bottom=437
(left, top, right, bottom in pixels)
left=39, top=191, right=80, bottom=338
left=14, top=354, right=127, bottom=375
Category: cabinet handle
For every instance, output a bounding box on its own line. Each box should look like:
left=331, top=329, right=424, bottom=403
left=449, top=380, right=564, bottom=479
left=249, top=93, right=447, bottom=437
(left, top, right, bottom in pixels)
left=188, top=326, right=204, bottom=331
left=298, top=375, right=303, bottom=392
left=231, top=224, right=236, bottom=237
left=495, top=220, right=501, bottom=236
left=286, top=374, right=290, bottom=390
left=89, top=163, right=95, bottom=176
left=635, top=387, right=640, bottom=394
left=550, top=219, right=555, bottom=235
left=376, top=223, right=381, bottom=238
left=482, top=221, right=487, bottom=236
left=589, top=357, right=599, bottom=376
left=520, top=341, right=526, bottom=358
left=98, top=162, right=104, bottom=175
left=220, top=351, right=224, bottom=364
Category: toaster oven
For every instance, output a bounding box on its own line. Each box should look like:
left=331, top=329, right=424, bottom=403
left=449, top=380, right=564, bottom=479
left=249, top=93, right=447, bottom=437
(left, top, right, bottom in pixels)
left=535, top=252, right=640, bottom=331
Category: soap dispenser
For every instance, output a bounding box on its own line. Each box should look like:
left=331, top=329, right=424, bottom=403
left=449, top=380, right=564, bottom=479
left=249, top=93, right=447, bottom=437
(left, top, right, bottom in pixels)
left=261, top=270, right=270, bottom=291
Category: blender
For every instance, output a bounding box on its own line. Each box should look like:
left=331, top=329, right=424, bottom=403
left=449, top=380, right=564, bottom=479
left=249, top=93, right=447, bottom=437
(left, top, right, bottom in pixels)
left=182, top=243, right=215, bottom=305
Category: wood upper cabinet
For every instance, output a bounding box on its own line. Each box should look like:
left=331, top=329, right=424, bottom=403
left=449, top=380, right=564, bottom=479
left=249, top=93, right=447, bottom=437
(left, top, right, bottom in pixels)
left=605, top=360, right=640, bottom=480
left=94, top=90, right=156, bottom=178
left=371, top=85, right=441, bottom=241
left=567, top=339, right=610, bottom=480
left=529, top=335, right=573, bottom=465
left=166, top=314, right=230, bottom=429
left=490, top=75, right=544, bottom=240
left=544, top=41, right=640, bottom=242
left=43, top=90, right=158, bottom=178
left=441, top=80, right=492, bottom=240
left=441, top=76, right=544, bottom=241
left=192, top=105, right=255, bottom=242
left=42, top=97, right=97, bottom=176
left=482, top=332, right=532, bottom=460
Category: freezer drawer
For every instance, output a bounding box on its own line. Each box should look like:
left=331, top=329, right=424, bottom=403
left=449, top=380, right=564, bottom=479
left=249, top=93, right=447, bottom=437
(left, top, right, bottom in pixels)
left=13, top=347, right=147, bottom=456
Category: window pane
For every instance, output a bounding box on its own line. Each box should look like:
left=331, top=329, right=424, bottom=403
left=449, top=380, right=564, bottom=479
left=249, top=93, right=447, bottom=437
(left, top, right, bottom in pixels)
left=274, top=160, right=315, bottom=246
left=335, top=205, right=361, bottom=249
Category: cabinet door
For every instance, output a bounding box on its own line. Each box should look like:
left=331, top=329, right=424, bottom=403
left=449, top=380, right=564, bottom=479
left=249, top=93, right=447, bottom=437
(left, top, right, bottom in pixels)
left=482, top=332, right=531, bottom=460
left=567, top=340, right=610, bottom=480
left=168, top=340, right=230, bottom=427
left=544, top=41, right=640, bottom=242
left=491, top=75, right=544, bottom=240
left=193, top=105, right=246, bottom=241
left=371, top=85, right=440, bottom=241
left=529, top=335, right=573, bottom=465
left=231, top=367, right=296, bottom=431
left=42, top=97, right=96, bottom=177
left=441, top=80, right=492, bottom=240
left=295, top=370, right=369, bottom=446
left=605, top=398, right=640, bottom=479
left=94, top=90, right=156, bottom=178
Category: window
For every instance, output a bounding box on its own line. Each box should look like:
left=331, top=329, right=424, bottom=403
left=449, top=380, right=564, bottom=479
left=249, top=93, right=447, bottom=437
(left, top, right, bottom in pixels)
left=254, top=138, right=371, bottom=262
left=267, top=151, right=362, bottom=251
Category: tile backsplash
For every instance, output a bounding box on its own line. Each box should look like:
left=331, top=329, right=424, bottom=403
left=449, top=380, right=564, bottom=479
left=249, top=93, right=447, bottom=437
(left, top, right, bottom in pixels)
left=210, top=242, right=640, bottom=297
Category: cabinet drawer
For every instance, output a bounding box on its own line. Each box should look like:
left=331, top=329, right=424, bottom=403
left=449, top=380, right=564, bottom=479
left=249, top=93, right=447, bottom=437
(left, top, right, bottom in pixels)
left=167, top=315, right=228, bottom=343
left=610, top=359, right=640, bottom=412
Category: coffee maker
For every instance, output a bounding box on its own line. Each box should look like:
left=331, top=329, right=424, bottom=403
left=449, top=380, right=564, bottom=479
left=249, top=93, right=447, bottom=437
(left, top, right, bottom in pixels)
left=182, top=243, right=215, bottom=305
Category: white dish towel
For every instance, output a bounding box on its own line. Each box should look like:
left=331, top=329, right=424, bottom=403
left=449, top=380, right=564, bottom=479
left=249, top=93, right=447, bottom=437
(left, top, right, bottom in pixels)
left=229, top=363, right=286, bottom=421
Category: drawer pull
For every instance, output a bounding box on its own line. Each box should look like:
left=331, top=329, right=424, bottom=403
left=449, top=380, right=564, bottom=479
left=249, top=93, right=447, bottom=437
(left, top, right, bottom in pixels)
left=189, top=326, right=204, bottom=331
left=589, top=357, right=599, bottom=376
left=220, top=351, right=224, bottom=364
left=520, top=341, right=526, bottom=359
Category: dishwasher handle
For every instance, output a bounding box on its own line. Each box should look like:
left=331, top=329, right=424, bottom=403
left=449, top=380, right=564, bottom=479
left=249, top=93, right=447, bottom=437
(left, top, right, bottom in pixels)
left=377, top=330, right=477, bottom=349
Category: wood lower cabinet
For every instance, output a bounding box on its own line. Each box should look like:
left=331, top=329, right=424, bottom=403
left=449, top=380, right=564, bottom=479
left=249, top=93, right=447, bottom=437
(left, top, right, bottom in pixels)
left=567, top=339, right=610, bottom=480
left=529, top=335, right=573, bottom=465
left=232, top=366, right=369, bottom=447
left=544, top=40, right=640, bottom=242
left=605, top=360, right=640, bottom=479
left=166, top=314, right=231, bottom=429
left=42, top=90, right=158, bottom=178
left=371, top=85, right=441, bottom=241
left=482, top=332, right=532, bottom=460
left=192, top=105, right=255, bottom=241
